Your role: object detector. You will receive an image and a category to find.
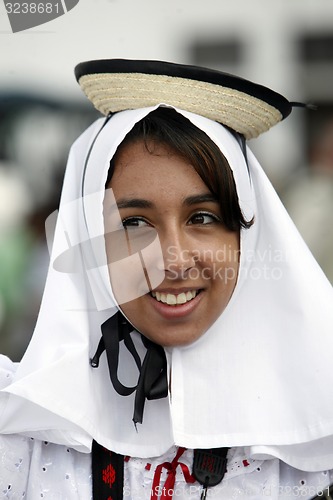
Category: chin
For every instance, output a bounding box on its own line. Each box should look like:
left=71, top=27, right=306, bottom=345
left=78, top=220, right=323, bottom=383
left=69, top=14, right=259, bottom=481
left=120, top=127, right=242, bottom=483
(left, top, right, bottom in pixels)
left=144, top=328, right=205, bottom=348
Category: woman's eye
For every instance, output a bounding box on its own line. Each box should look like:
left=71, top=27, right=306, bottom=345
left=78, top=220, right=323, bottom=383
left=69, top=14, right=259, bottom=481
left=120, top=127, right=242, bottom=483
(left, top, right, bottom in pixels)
left=122, top=217, right=150, bottom=228
left=188, top=212, right=220, bottom=225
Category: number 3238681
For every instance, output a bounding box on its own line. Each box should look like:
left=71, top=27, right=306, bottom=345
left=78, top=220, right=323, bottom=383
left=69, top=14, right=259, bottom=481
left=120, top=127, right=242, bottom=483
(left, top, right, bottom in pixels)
left=5, top=3, right=60, bottom=14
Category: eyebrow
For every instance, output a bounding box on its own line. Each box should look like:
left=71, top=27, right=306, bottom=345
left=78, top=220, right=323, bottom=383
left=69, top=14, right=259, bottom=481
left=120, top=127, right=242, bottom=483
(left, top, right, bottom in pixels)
left=183, top=193, right=218, bottom=206
left=116, top=198, right=154, bottom=209
left=115, top=193, right=218, bottom=210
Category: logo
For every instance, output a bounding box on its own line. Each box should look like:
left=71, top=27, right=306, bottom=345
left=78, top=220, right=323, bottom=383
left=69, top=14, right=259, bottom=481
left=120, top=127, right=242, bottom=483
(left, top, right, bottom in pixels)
left=45, top=189, right=165, bottom=311
left=4, top=0, right=79, bottom=33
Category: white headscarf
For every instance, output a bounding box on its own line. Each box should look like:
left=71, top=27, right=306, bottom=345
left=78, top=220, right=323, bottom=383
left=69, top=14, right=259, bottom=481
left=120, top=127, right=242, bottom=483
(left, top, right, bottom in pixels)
left=1, top=105, right=333, bottom=472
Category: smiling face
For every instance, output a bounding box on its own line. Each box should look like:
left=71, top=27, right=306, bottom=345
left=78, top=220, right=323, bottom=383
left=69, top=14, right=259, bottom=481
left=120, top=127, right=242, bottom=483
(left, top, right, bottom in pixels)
left=105, top=139, right=240, bottom=347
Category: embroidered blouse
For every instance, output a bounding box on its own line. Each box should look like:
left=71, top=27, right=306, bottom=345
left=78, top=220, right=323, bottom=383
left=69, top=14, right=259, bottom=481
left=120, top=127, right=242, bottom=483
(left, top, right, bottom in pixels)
left=0, top=362, right=332, bottom=500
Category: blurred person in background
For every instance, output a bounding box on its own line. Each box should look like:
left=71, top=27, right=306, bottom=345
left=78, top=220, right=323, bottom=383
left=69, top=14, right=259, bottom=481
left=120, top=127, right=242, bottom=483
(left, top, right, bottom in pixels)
left=282, top=117, right=333, bottom=283
left=0, top=100, right=96, bottom=359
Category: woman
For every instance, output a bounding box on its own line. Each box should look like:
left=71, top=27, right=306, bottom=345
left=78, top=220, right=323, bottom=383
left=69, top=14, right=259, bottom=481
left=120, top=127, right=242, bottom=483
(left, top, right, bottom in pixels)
left=1, top=59, right=333, bottom=499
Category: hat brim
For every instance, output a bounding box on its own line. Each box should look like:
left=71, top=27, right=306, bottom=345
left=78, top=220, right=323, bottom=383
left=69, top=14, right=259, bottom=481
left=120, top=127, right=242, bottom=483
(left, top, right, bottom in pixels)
left=75, top=59, right=292, bottom=140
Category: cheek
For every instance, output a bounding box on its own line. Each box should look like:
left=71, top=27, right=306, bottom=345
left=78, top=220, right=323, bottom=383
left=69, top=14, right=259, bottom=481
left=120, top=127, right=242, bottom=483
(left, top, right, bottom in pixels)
left=105, top=228, right=165, bottom=307
left=205, top=236, right=240, bottom=309
left=108, top=257, right=148, bottom=305
left=203, top=235, right=239, bottom=276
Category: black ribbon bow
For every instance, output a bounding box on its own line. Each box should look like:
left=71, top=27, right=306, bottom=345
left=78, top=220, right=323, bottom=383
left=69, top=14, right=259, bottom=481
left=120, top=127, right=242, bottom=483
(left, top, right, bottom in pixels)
left=90, top=312, right=168, bottom=425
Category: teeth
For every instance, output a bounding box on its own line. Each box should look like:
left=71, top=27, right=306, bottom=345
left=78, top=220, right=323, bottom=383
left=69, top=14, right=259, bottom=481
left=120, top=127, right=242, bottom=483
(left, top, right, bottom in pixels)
left=177, top=292, right=187, bottom=304
left=166, top=294, right=177, bottom=305
left=151, top=290, right=198, bottom=305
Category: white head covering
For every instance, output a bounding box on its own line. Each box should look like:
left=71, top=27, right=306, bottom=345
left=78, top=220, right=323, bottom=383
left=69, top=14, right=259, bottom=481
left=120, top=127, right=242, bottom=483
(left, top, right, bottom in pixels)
left=1, top=104, right=333, bottom=472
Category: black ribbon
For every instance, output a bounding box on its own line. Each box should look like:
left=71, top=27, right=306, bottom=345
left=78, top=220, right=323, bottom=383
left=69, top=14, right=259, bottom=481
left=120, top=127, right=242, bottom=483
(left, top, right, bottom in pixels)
left=193, top=447, right=229, bottom=499
left=90, top=312, right=168, bottom=425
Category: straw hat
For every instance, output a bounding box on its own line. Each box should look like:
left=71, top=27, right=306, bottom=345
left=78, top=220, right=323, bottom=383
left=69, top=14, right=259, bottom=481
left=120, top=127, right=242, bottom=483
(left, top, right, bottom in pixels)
left=75, top=59, right=293, bottom=140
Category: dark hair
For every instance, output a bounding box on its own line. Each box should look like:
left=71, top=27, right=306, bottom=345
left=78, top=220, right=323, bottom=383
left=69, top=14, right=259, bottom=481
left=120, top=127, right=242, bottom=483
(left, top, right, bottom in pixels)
left=106, top=107, right=253, bottom=231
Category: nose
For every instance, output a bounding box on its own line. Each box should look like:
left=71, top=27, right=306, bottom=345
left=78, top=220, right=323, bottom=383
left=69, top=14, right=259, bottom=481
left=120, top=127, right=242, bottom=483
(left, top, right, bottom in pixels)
left=161, top=227, right=196, bottom=278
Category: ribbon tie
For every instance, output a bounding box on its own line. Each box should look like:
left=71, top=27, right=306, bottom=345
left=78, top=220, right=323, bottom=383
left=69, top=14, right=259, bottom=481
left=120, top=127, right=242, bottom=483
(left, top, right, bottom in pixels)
left=151, top=447, right=196, bottom=500
left=90, top=312, right=168, bottom=425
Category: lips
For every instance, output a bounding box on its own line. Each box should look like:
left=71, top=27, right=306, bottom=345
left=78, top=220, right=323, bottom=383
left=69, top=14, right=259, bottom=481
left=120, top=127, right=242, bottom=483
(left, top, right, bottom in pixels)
left=148, top=287, right=203, bottom=319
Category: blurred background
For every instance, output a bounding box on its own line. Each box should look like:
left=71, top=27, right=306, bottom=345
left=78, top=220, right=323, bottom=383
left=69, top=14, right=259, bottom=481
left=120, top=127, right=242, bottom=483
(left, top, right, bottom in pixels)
left=1, top=0, right=333, bottom=360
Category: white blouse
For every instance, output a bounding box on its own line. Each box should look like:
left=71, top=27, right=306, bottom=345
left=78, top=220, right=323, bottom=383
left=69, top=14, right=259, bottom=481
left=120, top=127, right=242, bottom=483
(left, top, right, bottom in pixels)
left=0, top=436, right=332, bottom=499
left=0, top=362, right=332, bottom=500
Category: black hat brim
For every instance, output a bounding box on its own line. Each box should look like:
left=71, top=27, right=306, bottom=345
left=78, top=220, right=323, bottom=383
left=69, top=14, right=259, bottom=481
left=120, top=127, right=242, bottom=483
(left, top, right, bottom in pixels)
left=75, top=59, right=292, bottom=139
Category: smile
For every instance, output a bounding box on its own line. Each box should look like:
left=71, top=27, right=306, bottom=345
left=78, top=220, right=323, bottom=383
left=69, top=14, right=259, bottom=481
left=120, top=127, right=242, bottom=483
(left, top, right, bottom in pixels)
left=151, top=290, right=199, bottom=306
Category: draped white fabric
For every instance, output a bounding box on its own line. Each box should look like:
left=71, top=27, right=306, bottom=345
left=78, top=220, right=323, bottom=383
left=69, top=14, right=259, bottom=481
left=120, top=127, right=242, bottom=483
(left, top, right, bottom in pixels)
left=1, top=105, right=333, bottom=471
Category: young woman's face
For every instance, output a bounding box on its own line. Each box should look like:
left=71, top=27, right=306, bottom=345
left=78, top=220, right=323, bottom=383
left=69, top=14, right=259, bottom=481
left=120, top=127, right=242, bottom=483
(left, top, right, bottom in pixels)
left=105, top=140, right=240, bottom=347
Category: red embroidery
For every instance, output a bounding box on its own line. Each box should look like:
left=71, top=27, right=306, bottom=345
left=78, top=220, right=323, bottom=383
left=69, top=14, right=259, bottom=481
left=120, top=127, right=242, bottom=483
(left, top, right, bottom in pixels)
left=151, top=448, right=195, bottom=500
left=102, top=464, right=116, bottom=487
left=243, top=459, right=250, bottom=467
left=145, top=462, right=151, bottom=470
